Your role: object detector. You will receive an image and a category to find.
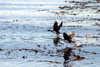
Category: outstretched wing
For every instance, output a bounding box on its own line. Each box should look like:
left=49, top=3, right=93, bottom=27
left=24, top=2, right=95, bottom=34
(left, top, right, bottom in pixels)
left=53, top=21, right=60, bottom=34
left=58, top=21, right=63, bottom=30
left=69, top=32, right=75, bottom=39
left=53, top=21, right=58, bottom=31
left=63, top=33, right=72, bottom=43
left=63, top=33, right=70, bottom=40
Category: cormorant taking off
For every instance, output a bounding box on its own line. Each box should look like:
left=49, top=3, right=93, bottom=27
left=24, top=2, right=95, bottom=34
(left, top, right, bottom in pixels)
left=63, top=32, right=75, bottom=43
left=53, top=21, right=63, bottom=34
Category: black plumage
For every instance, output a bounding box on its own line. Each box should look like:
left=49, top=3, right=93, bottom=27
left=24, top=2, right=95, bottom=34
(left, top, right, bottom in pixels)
left=63, top=33, right=72, bottom=43
left=63, top=32, right=75, bottom=43
left=53, top=21, right=63, bottom=34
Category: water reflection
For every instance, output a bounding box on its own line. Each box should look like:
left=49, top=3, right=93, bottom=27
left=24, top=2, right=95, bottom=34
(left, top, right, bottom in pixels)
left=53, top=35, right=60, bottom=47
left=63, top=47, right=72, bottom=67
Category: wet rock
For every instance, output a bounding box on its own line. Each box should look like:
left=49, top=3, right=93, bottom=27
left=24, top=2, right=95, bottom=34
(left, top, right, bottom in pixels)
left=77, top=36, right=83, bottom=38
left=37, top=45, right=40, bottom=47
left=37, top=60, right=62, bottom=64
left=19, top=48, right=38, bottom=53
left=22, top=56, right=27, bottom=59
left=74, top=55, right=85, bottom=61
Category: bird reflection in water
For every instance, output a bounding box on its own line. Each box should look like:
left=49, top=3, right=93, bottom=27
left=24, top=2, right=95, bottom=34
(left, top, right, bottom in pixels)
left=63, top=47, right=72, bottom=67
left=53, top=35, right=60, bottom=47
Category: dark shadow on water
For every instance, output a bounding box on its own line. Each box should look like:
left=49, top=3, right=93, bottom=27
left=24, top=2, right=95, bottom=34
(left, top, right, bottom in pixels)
left=53, top=35, right=60, bottom=47
left=63, top=47, right=72, bottom=67
left=63, top=47, right=85, bottom=67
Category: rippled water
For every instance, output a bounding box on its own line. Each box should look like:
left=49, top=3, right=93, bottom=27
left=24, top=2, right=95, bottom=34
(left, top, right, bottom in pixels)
left=0, top=0, right=100, bottom=67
